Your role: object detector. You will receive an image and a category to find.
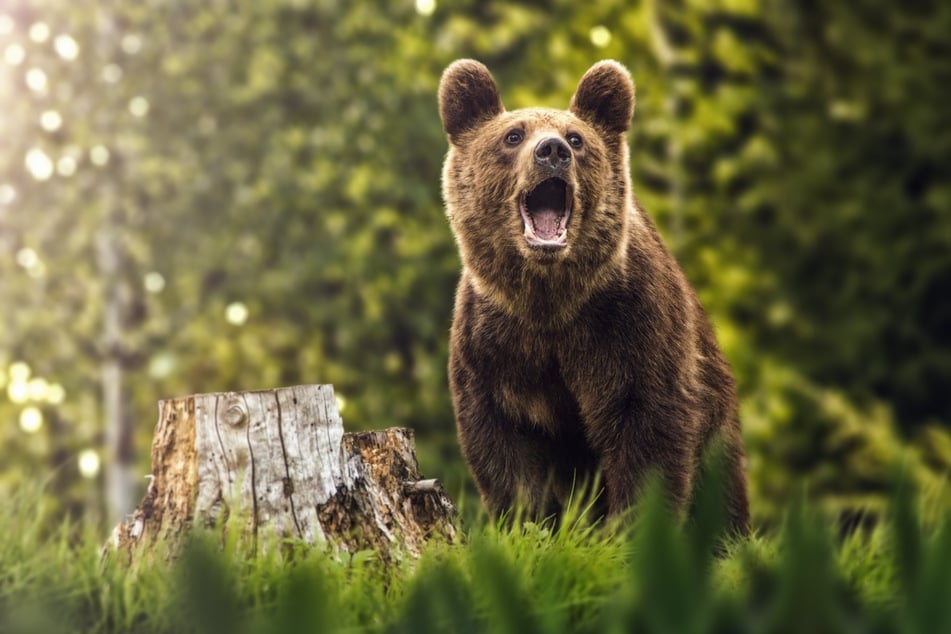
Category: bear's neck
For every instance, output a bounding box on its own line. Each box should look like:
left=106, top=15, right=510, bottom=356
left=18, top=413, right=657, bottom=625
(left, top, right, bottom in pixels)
left=465, top=232, right=630, bottom=330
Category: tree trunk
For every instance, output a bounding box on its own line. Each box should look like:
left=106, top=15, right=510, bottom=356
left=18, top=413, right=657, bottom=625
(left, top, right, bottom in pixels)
left=96, top=6, right=136, bottom=526
left=97, top=203, right=136, bottom=526
left=107, top=384, right=458, bottom=564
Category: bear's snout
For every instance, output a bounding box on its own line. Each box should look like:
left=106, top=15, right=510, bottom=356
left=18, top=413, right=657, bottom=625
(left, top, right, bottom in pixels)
left=534, top=137, right=572, bottom=174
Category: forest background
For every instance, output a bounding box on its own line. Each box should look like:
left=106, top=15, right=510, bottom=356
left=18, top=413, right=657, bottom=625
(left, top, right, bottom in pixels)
left=1, top=0, right=949, bottom=531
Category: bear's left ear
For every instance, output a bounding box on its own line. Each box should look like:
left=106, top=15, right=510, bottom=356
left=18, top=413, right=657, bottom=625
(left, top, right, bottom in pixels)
left=439, top=59, right=504, bottom=143
left=569, top=60, right=635, bottom=135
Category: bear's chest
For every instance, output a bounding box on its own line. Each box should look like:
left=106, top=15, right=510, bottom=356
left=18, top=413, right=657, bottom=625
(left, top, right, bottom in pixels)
left=478, top=323, right=583, bottom=434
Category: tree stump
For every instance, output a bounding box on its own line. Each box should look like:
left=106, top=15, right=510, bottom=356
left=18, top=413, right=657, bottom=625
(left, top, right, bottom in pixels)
left=108, top=384, right=458, bottom=564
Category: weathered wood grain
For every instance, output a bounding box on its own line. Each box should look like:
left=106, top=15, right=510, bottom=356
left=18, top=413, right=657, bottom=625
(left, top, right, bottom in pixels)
left=109, top=385, right=457, bottom=563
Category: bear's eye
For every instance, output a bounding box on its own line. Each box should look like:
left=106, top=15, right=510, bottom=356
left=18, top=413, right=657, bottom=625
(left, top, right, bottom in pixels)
left=566, top=133, right=583, bottom=149
left=504, top=130, right=524, bottom=146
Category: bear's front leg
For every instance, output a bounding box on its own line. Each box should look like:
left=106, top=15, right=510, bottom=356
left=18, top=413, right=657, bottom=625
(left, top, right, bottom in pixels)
left=455, top=396, right=569, bottom=522
left=584, top=398, right=700, bottom=519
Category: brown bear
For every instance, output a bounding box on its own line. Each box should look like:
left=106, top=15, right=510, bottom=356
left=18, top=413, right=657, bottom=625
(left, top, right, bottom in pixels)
left=438, top=59, right=749, bottom=533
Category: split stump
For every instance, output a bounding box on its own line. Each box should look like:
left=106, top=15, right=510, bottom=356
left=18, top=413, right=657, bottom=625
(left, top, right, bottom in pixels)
left=109, top=384, right=457, bottom=563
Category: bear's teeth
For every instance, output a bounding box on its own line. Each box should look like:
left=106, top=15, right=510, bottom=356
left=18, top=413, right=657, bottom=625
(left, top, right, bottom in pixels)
left=520, top=178, right=571, bottom=248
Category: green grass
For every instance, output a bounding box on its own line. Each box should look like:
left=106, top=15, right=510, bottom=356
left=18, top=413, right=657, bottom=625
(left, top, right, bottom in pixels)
left=2, top=473, right=951, bottom=634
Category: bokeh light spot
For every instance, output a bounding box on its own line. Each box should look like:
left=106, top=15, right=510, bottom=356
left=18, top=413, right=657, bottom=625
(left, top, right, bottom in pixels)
left=25, top=148, right=54, bottom=180
left=90, top=145, right=110, bottom=166
left=121, top=34, right=142, bottom=54
left=47, top=383, right=65, bottom=405
left=53, top=34, right=80, bottom=60
left=15, top=249, right=45, bottom=278
left=15, top=247, right=38, bottom=269
left=28, top=22, right=49, bottom=43
left=27, top=378, right=49, bottom=401
left=225, top=302, right=249, bottom=325
left=40, top=110, right=63, bottom=131
left=144, top=272, right=165, bottom=293
left=0, top=184, right=16, bottom=205
left=19, top=407, right=43, bottom=433
left=9, top=361, right=30, bottom=382
left=129, top=96, right=149, bottom=117
left=78, top=450, right=101, bottom=478
left=590, top=25, right=612, bottom=48
left=57, top=155, right=77, bottom=177
left=4, top=43, right=25, bottom=66
left=25, top=68, right=48, bottom=93
left=148, top=353, right=176, bottom=379
left=415, top=0, right=436, bottom=16
left=8, top=382, right=28, bottom=404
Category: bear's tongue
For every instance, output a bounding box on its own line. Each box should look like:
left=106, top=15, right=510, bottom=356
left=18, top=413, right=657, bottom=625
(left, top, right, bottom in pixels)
left=524, top=178, right=568, bottom=242
left=530, top=208, right=562, bottom=240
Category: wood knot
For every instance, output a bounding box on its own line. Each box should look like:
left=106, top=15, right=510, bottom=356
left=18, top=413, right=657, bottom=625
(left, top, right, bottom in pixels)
left=220, top=399, right=247, bottom=428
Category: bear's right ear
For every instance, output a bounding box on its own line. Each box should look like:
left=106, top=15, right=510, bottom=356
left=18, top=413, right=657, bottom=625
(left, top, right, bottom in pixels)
left=570, top=60, right=635, bottom=135
left=438, top=59, right=504, bottom=143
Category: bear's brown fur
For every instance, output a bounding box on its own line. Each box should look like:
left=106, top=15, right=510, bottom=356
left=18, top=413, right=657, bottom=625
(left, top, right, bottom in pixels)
left=438, top=59, right=749, bottom=533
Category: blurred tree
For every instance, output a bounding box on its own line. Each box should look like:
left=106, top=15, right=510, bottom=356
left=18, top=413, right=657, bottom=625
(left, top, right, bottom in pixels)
left=0, top=1, right=145, bottom=522
left=0, top=0, right=466, bottom=522
left=750, top=1, right=951, bottom=431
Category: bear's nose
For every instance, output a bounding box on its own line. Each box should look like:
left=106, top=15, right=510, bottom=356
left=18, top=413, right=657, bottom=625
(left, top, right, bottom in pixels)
left=534, top=137, right=572, bottom=172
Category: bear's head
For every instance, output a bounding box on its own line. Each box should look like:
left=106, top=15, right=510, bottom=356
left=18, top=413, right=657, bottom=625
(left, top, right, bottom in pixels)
left=439, top=60, right=635, bottom=293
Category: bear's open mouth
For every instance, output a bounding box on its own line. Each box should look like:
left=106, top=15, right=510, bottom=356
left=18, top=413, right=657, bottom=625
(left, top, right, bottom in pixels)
left=519, top=178, right=572, bottom=250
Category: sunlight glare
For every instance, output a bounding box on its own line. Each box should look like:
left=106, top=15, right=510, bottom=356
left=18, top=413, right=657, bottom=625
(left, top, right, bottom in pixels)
left=10, top=247, right=40, bottom=270
left=25, top=67, right=48, bottom=93
left=225, top=302, right=249, bottom=325
left=7, top=381, right=28, bottom=403
left=78, top=449, right=101, bottom=478
left=9, top=361, right=30, bottom=382
left=129, top=95, right=149, bottom=117
left=90, top=145, right=110, bottom=166
left=19, top=406, right=43, bottom=433
left=144, top=272, right=165, bottom=293
left=27, top=377, right=49, bottom=401
left=57, top=155, right=77, bottom=177
left=25, top=148, right=54, bottom=180
left=53, top=34, right=80, bottom=60
left=415, top=0, right=436, bottom=16
left=15, top=247, right=38, bottom=269
left=0, top=184, right=16, bottom=205
left=47, top=383, right=65, bottom=405
left=28, top=22, right=49, bottom=43
left=590, top=26, right=612, bottom=48
left=4, top=44, right=25, bottom=66
left=121, top=34, right=142, bottom=54
left=40, top=110, right=62, bottom=131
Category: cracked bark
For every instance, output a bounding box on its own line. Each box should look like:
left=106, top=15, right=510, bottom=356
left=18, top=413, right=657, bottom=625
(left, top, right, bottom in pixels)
left=107, top=384, right=458, bottom=564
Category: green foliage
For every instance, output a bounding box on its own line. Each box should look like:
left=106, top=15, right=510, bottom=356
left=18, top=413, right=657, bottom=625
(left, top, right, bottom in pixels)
left=2, top=2, right=949, bottom=631
left=1, top=0, right=949, bottom=529
left=4, top=471, right=951, bottom=633
left=747, top=2, right=951, bottom=431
